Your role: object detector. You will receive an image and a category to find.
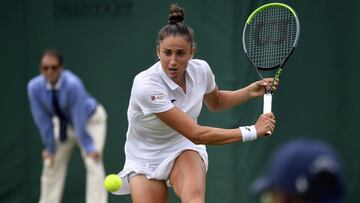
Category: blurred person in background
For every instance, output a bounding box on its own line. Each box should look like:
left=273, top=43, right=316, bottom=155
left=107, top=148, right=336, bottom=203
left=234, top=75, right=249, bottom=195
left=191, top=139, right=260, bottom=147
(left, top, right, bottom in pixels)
left=27, top=49, right=108, bottom=203
left=251, top=138, right=345, bottom=203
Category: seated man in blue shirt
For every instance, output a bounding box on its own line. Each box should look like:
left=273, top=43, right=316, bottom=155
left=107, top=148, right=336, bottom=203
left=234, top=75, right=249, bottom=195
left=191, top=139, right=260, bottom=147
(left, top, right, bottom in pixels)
left=27, top=49, right=107, bottom=203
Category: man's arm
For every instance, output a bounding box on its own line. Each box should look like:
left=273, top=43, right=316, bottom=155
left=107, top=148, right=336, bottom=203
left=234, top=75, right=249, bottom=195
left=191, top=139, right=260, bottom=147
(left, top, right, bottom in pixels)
left=68, top=82, right=96, bottom=154
left=27, top=82, right=56, bottom=154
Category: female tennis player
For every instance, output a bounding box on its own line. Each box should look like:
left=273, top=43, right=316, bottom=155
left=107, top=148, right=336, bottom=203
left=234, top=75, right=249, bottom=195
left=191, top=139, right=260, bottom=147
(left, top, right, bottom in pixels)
left=115, top=4, right=277, bottom=203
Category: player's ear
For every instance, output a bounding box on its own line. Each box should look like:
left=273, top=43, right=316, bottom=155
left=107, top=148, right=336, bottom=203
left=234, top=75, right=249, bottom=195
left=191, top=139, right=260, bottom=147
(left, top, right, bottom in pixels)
left=191, top=47, right=196, bottom=59
left=156, top=45, right=160, bottom=59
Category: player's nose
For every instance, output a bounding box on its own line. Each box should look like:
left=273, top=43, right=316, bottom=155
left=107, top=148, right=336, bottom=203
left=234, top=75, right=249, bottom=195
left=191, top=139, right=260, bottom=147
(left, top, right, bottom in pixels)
left=169, top=54, right=177, bottom=66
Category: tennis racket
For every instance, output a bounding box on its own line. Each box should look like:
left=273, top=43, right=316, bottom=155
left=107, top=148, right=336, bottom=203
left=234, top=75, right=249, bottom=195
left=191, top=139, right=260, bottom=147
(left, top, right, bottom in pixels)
left=242, top=3, right=300, bottom=134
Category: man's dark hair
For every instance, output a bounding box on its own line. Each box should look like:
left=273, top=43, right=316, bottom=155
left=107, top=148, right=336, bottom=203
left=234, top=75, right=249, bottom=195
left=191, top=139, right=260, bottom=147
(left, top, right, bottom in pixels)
left=40, top=49, right=64, bottom=65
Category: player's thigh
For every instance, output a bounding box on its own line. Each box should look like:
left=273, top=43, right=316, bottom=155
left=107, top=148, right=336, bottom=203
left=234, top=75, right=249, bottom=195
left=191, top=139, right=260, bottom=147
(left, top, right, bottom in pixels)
left=169, top=150, right=206, bottom=197
left=129, top=175, right=168, bottom=203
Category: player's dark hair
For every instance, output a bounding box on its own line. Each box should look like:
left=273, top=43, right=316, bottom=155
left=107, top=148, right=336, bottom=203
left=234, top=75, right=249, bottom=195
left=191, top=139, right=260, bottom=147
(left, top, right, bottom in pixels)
left=157, top=4, right=195, bottom=47
left=40, top=49, right=64, bottom=65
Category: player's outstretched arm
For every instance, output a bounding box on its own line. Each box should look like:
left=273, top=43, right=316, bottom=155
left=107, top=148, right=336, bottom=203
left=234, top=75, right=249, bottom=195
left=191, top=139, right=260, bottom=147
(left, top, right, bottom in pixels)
left=155, top=107, right=275, bottom=144
left=204, top=78, right=276, bottom=112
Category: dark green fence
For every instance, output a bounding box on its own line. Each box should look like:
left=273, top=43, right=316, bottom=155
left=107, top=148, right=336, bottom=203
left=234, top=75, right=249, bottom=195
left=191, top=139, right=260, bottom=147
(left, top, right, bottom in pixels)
left=1, top=0, right=359, bottom=202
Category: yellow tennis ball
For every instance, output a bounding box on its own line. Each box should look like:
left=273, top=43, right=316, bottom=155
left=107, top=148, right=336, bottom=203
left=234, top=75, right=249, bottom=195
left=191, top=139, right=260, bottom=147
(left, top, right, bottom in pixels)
left=104, top=174, right=122, bottom=192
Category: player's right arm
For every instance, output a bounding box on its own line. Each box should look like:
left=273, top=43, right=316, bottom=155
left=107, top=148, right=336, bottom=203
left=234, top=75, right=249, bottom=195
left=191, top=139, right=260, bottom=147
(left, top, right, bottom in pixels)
left=155, top=107, right=275, bottom=144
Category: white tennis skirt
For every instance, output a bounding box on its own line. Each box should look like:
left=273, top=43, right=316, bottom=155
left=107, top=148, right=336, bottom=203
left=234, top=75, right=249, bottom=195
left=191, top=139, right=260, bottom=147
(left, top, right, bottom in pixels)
left=112, top=144, right=208, bottom=195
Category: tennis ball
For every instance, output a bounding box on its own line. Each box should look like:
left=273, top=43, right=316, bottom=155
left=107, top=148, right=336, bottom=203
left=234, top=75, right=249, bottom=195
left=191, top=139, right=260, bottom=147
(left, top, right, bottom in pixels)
left=104, top=174, right=122, bottom=192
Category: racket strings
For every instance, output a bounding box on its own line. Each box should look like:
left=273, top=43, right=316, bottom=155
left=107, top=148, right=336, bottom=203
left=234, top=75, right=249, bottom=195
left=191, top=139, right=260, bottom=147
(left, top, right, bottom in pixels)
left=245, top=6, right=297, bottom=68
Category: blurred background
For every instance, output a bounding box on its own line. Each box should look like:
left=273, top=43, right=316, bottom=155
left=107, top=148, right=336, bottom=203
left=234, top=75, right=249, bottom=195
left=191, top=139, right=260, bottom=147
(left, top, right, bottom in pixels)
left=1, top=0, right=359, bottom=202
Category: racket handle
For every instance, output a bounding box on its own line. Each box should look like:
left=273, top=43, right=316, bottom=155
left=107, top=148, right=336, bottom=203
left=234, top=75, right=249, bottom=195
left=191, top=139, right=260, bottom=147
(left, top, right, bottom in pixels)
left=263, top=93, right=272, bottom=135
left=263, top=93, right=272, bottom=113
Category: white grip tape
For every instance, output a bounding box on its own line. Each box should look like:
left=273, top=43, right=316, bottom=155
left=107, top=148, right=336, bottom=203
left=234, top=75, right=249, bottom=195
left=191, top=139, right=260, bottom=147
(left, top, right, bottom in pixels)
left=263, top=93, right=273, bottom=135
left=263, top=93, right=272, bottom=113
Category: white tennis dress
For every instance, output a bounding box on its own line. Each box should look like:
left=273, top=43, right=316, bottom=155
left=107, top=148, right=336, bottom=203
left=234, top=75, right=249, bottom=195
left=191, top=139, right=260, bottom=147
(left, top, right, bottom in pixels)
left=114, top=59, right=216, bottom=195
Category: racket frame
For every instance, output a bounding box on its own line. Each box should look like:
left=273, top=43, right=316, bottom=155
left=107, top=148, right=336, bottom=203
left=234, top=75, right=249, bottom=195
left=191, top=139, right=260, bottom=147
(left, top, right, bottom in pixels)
left=242, top=3, right=300, bottom=134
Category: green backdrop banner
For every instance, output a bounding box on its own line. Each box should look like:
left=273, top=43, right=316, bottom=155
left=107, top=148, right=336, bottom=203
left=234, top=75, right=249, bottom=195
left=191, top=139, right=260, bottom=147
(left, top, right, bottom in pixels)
left=1, top=0, right=359, bottom=202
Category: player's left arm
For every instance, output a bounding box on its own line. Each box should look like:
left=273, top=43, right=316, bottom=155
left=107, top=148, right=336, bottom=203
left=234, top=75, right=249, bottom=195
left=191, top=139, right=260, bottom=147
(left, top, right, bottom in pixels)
left=204, top=78, right=275, bottom=112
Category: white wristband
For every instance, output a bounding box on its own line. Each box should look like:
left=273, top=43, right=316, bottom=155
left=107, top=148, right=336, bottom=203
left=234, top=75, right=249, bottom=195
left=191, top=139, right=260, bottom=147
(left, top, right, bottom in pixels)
left=239, top=125, right=257, bottom=142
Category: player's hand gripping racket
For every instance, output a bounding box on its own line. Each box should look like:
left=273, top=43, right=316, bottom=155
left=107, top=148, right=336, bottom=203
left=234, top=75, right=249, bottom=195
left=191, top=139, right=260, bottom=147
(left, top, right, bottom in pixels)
left=242, top=3, right=300, bottom=134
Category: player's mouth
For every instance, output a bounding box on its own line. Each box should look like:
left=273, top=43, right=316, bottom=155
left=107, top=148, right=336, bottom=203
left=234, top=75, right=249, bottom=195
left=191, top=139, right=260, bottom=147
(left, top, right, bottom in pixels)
left=168, top=67, right=178, bottom=77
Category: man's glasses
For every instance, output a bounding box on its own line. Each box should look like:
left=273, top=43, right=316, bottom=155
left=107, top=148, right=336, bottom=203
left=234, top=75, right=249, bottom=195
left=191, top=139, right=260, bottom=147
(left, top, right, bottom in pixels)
left=41, top=65, right=60, bottom=71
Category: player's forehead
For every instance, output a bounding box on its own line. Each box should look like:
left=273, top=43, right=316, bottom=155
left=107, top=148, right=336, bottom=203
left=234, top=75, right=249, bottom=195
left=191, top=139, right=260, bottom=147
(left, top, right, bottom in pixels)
left=159, top=35, right=191, bottom=50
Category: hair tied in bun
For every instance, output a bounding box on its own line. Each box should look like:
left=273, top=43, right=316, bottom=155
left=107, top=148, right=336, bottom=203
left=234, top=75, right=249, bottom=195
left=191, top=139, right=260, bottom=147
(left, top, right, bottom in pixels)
left=168, top=4, right=184, bottom=24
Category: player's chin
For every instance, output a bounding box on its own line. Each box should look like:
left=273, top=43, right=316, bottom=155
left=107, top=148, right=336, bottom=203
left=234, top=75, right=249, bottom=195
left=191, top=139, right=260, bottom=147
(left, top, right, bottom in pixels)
left=168, top=70, right=181, bottom=79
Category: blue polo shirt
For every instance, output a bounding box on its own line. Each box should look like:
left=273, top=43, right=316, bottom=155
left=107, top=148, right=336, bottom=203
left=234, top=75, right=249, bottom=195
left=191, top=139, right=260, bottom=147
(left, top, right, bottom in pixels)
left=27, top=70, right=97, bottom=154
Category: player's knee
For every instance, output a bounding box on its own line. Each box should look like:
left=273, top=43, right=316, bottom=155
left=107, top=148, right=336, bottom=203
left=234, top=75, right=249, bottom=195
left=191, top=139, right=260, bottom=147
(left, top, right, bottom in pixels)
left=180, top=187, right=204, bottom=203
